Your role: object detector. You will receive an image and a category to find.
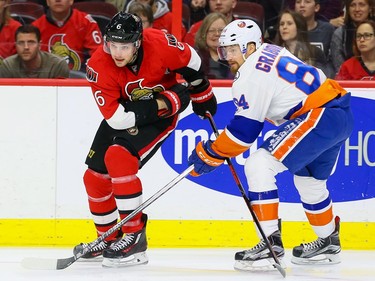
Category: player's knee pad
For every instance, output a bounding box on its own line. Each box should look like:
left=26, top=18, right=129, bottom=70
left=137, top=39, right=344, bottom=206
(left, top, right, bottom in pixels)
left=294, top=175, right=329, bottom=203
left=83, top=168, right=112, bottom=198
left=104, top=145, right=139, bottom=178
left=245, top=149, right=286, bottom=192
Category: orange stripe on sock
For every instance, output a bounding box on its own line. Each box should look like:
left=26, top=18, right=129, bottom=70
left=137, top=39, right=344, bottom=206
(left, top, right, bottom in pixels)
left=306, top=207, right=334, bottom=226
left=252, top=203, right=279, bottom=221
left=273, top=108, right=324, bottom=161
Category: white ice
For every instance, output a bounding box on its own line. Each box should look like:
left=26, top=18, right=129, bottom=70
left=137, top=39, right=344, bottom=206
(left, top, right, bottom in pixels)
left=0, top=247, right=374, bottom=281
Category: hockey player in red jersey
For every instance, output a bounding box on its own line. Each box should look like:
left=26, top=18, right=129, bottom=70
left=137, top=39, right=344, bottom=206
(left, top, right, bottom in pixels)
left=188, top=19, right=353, bottom=271
left=74, top=12, right=217, bottom=268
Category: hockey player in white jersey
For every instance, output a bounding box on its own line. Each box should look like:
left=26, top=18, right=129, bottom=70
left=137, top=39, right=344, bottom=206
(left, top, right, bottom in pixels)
left=188, top=19, right=353, bottom=271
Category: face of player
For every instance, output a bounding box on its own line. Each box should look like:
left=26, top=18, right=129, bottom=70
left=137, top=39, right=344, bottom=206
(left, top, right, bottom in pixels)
left=348, top=0, right=371, bottom=24
left=209, top=0, right=237, bottom=17
left=218, top=44, right=245, bottom=73
left=15, top=33, right=40, bottom=62
left=108, top=41, right=138, bottom=67
left=356, top=23, right=375, bottom=54
left=206, top=18, right=226, bottom=51
left=47, top=0, right=73, bottom=13
left=295, top=0, right=319, bottom=20
left=279, top=13, right=298, bottom=43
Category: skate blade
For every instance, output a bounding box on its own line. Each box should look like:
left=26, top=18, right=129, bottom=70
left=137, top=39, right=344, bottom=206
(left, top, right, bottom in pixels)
left=102, top=252, right=148, bottom=268
left=234, top=257, right=286, bottom=272
left=77, top=256, right=103, bottom=262
left=291, top=253, right=341, bottom=265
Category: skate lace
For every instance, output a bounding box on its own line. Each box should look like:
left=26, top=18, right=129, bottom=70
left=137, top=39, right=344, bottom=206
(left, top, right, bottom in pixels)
left=245, top=240, right=266, bottom=253
left=87, top=240, right=107, bottom=251
left=110, top=234, right=135, bottom=251
left=302, top=237, right=325, bottom=251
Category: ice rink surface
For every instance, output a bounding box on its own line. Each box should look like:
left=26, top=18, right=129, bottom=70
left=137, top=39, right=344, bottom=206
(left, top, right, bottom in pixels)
left=0, top=247, right=374, bottom=281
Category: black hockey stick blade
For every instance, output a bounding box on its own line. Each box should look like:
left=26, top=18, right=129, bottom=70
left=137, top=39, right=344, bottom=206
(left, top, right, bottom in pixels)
left=205, top=111, right=286, bottom=278
left=21, top=165, right=194, bottom=270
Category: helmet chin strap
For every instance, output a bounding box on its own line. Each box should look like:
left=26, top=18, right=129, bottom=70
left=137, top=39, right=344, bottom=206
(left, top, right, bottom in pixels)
left=241, top=46, right=248, bottom=61
left=128, top=51, right=138, bottom=65
left=128, top=40, right=142, bottom=65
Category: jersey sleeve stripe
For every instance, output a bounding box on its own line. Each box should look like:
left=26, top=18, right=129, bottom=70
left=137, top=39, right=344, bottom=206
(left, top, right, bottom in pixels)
left=212, top=129, right=249, bottom=158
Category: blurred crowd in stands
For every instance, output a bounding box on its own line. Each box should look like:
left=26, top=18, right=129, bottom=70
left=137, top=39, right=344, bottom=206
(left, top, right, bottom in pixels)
left=1, top=0, right=375, bottom=80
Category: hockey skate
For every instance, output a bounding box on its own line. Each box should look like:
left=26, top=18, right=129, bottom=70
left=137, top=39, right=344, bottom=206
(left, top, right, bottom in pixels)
left=234, top=229, right=285, bottom=271
left=73, top=240, right=113, bottom=261
left=102, top=214, right=148, bottom=267
left=73, top=228, right=122, bottom=261
left=291, top=216, right=341, bottom=265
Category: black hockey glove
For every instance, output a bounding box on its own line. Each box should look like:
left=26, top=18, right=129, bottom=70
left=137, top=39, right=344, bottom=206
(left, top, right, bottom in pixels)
left=189, top=79, right=217, bottom=118
left=157, top=83, right=190, bottom=118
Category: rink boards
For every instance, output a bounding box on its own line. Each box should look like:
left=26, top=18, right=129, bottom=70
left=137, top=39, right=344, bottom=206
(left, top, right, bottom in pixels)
left=0, top=79, right=373, bottom=249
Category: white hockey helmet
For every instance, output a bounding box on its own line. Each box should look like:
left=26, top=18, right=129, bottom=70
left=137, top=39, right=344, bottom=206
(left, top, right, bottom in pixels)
left=218, top=19, right=262, bottom=60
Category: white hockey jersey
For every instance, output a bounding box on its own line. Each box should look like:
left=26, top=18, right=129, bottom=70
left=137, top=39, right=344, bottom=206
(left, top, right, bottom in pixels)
left=212, top=43, right=347, bottom=158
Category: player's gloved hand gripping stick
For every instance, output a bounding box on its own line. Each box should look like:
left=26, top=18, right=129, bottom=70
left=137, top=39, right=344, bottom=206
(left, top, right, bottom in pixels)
left=21, top=165, right=194, bottom=270
left=204, top=111, right=286, bottom=278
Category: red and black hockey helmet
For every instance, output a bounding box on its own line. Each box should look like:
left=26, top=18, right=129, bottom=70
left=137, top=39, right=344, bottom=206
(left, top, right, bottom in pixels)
left=104, top=12, right=143, bottom=43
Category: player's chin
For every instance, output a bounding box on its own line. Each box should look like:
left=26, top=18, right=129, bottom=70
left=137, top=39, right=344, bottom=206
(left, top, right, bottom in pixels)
left=229, top=64, right=239, bottom=74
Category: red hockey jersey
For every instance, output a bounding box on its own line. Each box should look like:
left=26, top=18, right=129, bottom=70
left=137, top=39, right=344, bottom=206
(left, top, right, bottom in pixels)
left=86, top=28, right=202, bottom=127
left=32, top=9, right=102, bottom=71
left=0, top=19, right=21, bottom=62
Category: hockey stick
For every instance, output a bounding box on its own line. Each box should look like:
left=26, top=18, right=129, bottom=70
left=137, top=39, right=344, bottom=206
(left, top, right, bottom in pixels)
left=21, top=165, right=194, bottom=270
left=205, top=112, right=286, bottom=278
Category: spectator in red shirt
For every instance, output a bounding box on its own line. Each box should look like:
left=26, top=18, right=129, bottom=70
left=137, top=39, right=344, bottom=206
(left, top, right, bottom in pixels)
left=0, top=0, right=22, bottom=64
left=32, top=0, right=102, bottom=72
left=336, top=19, right=375, bottom=80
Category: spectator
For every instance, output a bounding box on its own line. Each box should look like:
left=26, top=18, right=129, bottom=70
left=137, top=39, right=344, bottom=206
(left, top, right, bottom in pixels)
left=128, top=1, right=154, bottom=28
left=295, top=1, right=335, bottom=57
left=294, top=0, right=336, bottom=77
left=330, top=0, right=375, bottom=75
left=186, top=0, right=210, bottom=25
left=274, top=9, right=329, bottom=75
left=259, top=0, right=288, bottom=41
left=32, top=0, right=102, bottom=72
left=104, top=0, right=122, bottom=11
left=0, top=0, right=22, bottom=64
left=126, top=0, right=187, bottom=37
left=287, top=0, right=346, bottom=27
left=317, top=0, right=345, bottom=27
left=0, top=25, right=69, bottom=78
left=336, top=19, right=375, bottom=79
left=184, top=0, right=238, bottom=47
left=195, top=12, right=233, bottom=79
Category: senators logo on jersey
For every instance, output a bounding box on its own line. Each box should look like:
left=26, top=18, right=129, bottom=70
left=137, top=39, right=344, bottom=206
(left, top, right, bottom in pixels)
left=125, top=79, right=164, bottom=101
left=49, top=34, right=80, bottom=71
